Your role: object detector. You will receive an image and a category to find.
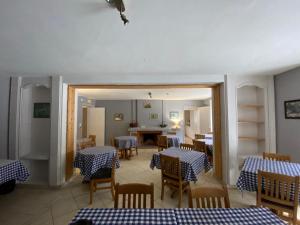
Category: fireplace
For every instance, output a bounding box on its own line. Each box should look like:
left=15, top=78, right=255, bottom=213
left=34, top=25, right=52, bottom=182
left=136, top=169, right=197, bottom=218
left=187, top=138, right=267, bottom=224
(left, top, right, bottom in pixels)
left=137, top=131, right=162, bottom=146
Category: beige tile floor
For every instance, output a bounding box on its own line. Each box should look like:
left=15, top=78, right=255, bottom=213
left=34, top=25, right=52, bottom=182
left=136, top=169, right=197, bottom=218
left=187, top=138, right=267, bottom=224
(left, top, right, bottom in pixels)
left=0, top=148, right=264, bottom=225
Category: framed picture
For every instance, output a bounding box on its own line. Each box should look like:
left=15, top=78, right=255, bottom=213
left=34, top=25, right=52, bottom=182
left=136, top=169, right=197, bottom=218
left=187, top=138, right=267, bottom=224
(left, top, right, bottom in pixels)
left=33, top=103, right=50, bottom=118
left=284, top=99, right=300, bottom=119
left=169, top=111, right=179, bottom=120
left=144, top=101, right=151, bottom=108
left=149, top=113, right=159, bottom=120
left=114, top=113, right=124, bottom=121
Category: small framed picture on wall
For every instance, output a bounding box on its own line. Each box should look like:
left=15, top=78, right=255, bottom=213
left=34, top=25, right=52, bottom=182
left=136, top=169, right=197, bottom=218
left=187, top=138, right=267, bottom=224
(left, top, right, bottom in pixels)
left=284, top=99, right=300, bottom=119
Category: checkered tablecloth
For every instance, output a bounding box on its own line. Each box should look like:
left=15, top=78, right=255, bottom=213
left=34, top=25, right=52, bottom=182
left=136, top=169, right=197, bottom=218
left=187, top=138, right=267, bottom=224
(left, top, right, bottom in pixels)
left=150, top=147, right=210, bottom=182
left=74, top=146, right=120, bottom=181
left=165, top=135, right=180, bottom=148
left=0, top=160, right=30, bottom=184
left=114, top=136, right=137, bottom=149
left=175, top=208, right=285, bottom=225
left=70, top=208, right=285, bottom=225
left=236, top=157, right=300, bottom=193
left=70, top=208, right=177, bottom=225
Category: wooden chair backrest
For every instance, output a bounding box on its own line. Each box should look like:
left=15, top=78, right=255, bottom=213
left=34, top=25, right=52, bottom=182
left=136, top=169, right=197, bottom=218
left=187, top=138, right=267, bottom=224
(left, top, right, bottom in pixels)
left=157, top=135, right=168, bottom=148
left=189, top=186, right=230, bottom=208
left=257, top=171, right=299, bottom=210
left=160, top=154, right=181, bottom=181
left=193, top=140, right=206, bottom=153
left=114, top=183, right=154, bottom=208
left=110, top=137, right=115, bottom=147
left=180, top=143, right=194, bottom=151
left=263, top=152, right=291, bottom=162
left=195, top=134, right=205, bottom=139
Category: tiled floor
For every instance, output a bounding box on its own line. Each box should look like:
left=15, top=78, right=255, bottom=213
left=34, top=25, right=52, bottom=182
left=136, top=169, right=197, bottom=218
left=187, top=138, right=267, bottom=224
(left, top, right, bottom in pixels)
left=0, top=148, right=259, bottom=225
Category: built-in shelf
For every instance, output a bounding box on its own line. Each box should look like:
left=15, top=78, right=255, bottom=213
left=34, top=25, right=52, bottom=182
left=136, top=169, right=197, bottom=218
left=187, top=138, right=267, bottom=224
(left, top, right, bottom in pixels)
left=238, top=120, right=264, bottom=124
left=238, top=136, right=265, bottom=141
left=238, top=104, right=264, bottom=109
left=21, top=152, right=49, bottom=161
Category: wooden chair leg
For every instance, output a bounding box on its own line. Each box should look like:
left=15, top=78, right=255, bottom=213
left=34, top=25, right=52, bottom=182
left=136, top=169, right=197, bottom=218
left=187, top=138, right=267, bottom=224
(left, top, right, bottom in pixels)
left=178, top=184, right=182, bottom=208
left=111, top=181, right=115, bottom=200
left=89, top=180, right=94, bottom=204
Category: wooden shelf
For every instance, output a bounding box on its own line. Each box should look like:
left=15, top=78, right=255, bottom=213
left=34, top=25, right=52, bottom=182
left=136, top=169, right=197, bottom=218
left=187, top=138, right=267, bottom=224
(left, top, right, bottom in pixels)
left=238, top=137, right=265, bottom=141
left=238, top=104, right=264, bottom=109
left=238, top=120, right=264, bottom=124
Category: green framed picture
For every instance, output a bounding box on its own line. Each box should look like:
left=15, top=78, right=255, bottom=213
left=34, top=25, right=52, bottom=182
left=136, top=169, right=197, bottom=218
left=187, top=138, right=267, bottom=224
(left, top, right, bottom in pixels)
left=33, top=103, right=50, bottom=118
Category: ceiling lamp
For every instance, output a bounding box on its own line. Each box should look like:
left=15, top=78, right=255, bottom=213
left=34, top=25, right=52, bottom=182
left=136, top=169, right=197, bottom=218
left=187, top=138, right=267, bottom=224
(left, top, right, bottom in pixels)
left=106, top=0, right=129, bottom=25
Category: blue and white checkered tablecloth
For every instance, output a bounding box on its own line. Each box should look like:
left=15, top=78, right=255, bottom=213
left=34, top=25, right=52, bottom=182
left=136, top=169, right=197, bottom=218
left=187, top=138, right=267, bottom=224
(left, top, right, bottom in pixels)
left=175, top=208, right=285, bottom=225
left=165, top=135, right=180, bottom=148
left=150, top=147, right=210, bottom=182
left=74, top=146, right=120, bottom=181
left=70, top=208, right=285, bottom=225
left=236, top=157, right=300, bottom=194
left=70, top=208, right=177, bottom=225
left=114, top=136, right=137, bottom=149
left=0, top=160, right=30, bottom=185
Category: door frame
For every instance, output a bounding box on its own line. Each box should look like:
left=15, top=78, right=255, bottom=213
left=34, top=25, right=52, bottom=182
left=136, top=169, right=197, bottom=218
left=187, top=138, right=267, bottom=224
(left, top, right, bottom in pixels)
left=66, top=84, right=223, bottom=181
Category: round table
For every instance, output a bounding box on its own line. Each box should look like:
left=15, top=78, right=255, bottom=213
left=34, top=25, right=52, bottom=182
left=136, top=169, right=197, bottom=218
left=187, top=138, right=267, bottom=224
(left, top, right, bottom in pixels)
left=114, top=136, right=137, bottom=159
left=74, top=146, right=120, bottom=181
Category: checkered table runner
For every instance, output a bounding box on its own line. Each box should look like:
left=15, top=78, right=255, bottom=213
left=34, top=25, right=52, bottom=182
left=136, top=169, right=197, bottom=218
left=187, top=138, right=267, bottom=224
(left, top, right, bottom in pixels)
left=70, top=208, right=284, bottom=225
left=175, top=208, right=285, bottom=225
left=0, top=160, right=30, bottom=184
left=236, top=157, right=300, bottom=194
left=74, top=146, right=120, bottom=181
left=70, top=208, right=177, bottom=225
left=114, top=136, right=137, bottom=149
left=150, top=147, right=210, bottom=182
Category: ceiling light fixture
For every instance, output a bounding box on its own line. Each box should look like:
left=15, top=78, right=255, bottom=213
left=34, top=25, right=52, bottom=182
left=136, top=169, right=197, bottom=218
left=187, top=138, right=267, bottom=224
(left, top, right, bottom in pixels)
left=105, top=0, right=129, bottom=25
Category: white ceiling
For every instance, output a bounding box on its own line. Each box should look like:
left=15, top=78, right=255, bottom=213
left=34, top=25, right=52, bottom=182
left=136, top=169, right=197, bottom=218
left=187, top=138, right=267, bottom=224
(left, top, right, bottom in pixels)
left=0, top=0, right=300, bottom=77
left=77, top=88, right=212, bottom=100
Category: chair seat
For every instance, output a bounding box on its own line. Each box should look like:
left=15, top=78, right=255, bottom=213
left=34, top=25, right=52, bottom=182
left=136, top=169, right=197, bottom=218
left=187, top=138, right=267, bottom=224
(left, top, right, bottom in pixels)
left=91, top=168, right=112, bottom=179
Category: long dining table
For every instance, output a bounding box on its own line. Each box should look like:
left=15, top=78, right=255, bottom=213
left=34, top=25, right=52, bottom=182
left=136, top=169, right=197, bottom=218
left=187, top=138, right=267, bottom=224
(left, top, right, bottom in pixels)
left=150, top=147, right=210, bottom=182
left=69, top=207, right=285, bottom=225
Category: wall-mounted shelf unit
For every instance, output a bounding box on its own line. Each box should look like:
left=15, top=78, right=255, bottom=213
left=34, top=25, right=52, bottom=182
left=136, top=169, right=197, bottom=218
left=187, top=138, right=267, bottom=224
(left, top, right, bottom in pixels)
left=237, top=85, right=266, bottom=169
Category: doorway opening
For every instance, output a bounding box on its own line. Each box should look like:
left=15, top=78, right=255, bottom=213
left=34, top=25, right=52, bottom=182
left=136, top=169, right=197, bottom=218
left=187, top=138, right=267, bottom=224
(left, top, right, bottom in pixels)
left=66, top=84, right=222, bottom=181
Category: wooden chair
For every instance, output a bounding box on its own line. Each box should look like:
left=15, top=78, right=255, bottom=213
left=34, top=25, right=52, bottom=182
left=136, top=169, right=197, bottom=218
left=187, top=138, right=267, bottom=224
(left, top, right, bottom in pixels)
left=88, top=135, right=96, bottom=146
left=157, top=135, right=168, bottom=152
left=129, top=133, right=138, bottom=156
left=188, top=185, right=230, bottom=208
left=111, top=137, right=125, bottom=158
left=263, top=152, right=291, bottom=162
left=114, top=183, right=154, bottom=208
left=160, top=154, right=190, bottom=208
left=195, top=134, right=205, bottom=139
left=257, top=170, right=299, bottom=224
left=193, top=140, right=207, bottom=154
left=89, top=156, right=116, bottom=204
left=179, top=143, right=194, bottom=151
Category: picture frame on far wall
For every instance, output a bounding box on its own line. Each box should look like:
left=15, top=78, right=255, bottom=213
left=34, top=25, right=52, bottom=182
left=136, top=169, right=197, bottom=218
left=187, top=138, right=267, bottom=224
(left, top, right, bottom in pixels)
left=284, top=99, right=300, bottom=119
left=169, top=111, right=179, bottom=120
left=114, top=113, right=124, bottom=121
left=149, top=113, right=159, bottom=120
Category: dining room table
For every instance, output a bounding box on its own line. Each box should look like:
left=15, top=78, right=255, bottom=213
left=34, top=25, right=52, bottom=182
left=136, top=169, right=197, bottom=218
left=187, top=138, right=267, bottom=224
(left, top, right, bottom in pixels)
left=150, top=147, right=210, bottom=182
left=69, top=207, right=285, bottom=225
left=236, top=156, right=300, bottom=199
left=163, top=134, right=180, bottom=148
left=114, top=136, right=137, bottom=159
left=73, top=146, right=120, bottom=181
left=0, top=159, right=30, bottom=194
